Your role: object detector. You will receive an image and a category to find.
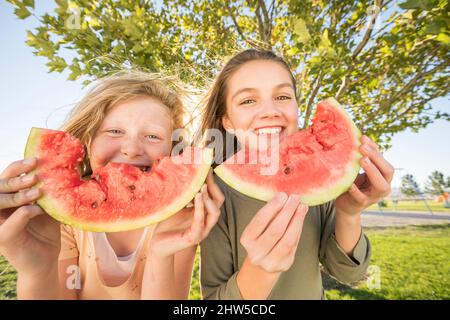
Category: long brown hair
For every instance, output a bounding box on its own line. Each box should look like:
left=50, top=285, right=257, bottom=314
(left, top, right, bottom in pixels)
left=197, top=49, right=297, bottom=165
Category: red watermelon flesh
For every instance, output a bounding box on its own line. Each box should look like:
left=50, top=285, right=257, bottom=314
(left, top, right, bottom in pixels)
left=25, top=128, right=213, bottom=232
left=214, top=98, right=362, bottom=205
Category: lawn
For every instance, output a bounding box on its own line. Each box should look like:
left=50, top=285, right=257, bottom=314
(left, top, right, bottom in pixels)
left=324, top=224, right=450, bottom=300
left=367, top=200, right=450, bottom=213
left=1, top=224, right=449, bottom=300
left=0, top=254, right=17, bottom=300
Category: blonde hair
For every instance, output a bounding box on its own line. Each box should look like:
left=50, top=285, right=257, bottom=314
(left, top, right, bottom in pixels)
left=60, top=70, right=185, bottom=176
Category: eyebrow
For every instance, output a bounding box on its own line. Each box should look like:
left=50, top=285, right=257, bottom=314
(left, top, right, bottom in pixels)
left=231, top=82, right=295, bottom=101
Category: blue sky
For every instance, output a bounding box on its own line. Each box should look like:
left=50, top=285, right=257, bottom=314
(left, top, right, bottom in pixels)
left=0, top=1, right=449, bottom=189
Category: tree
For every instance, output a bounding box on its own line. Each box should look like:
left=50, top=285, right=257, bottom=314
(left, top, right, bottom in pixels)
left=425, top=170, right=449, bottom=195
left=6, top=0, right=450, bottom=148
left=400, top=173, right=421, bottom=197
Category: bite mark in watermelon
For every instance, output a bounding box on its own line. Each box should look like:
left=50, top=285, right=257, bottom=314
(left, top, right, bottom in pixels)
left=25, top=128, right=213, bottom=232
left=214, top=98, right=362, bottom=205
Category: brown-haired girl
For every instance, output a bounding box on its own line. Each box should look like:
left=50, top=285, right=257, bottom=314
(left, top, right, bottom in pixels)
left=199, top=49, right=394, bottom=299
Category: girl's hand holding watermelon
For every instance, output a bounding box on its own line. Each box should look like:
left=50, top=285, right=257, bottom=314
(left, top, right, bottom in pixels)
left=142, top=172, right=224, bottom=299
left=236, top=193, right=308, bottom=299
left=334, top=135, right=394, bottom=255
left=149, top=172, right=224, bottom=258
left=335, top=135, right=394, bottom=216
left=0, top=158, right=61, bottom=277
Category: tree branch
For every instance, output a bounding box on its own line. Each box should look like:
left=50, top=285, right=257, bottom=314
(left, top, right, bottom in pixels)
left=365, top=63, right=446, bottom=124
left=387, top=54, right=442, bottom=105
left=255, top=0, right=272, bottom=49
left=303, top=70, right=324, bottom=128
left=394, top=94, right=442, bottom=121
left=352, top=0, right=382, bottom=59
left=226, top=3, right=257, bottom=47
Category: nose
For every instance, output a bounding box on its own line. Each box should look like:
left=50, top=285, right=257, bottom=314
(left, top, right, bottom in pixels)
left=259, top=99, right=282, bottom=119
left=120, top=135, right=144, bottom=158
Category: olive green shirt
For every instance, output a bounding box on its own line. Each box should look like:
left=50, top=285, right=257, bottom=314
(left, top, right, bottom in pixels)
left=200, top=175, right=371, bottom=300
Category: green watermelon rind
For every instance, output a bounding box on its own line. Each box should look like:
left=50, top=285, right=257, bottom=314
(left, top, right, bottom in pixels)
left=25, top=127, right=214, bottom=232
left=214, top=97, right=362, bottom=206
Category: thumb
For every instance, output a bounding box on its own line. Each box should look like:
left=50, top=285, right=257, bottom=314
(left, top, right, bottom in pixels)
left=0, top=205, right=44, bottom=243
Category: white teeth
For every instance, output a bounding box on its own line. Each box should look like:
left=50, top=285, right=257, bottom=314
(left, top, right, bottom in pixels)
left=255, top=127, right=282, bottom=135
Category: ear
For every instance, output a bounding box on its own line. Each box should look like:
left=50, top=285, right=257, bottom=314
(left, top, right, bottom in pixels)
left=221, top=115, right=234, bottom=134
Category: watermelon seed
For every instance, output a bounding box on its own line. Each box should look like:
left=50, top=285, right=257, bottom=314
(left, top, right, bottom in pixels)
left=128, top=185, right=136, bottom=191
left=284, top=166, right=291, bottom=175
left=91, top=201, right=98, bottom=209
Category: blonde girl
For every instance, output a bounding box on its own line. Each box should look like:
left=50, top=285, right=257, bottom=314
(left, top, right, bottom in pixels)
left=0, top=70, right=224, bottom=299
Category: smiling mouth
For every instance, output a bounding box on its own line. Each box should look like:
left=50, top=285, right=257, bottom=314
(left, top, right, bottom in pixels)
left=253, top=126, right=284, bottom=135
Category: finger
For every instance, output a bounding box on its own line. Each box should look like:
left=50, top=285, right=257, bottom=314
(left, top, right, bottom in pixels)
left=0, top=188, right=41, bottom=210
left=347, top=184, right=368, bottom=206
left=359, top=144, right=394, bottom=183
left=268, top=203, right=308, bottom=260
left=0, top=205, right=44, bottom=243
left=0, top=158, right=37, bottom=180
left=288, top=203, right=309, bottom=245
left=185, top=192, right=205, bottom=244
left=361, top=135, right=380, bottom=152
left=359, top=157, right=391, bottom=197
left=0, top=174, right=37, bottom=194
left=243, top=192, right=288, bottom=239
left=206, top=171, right=225, bottom=207
left=202, top=186, right=221, bottom=233
left=258, top=194, right=302, bottom=246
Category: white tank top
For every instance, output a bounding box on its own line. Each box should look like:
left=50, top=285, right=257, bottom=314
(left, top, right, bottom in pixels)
left=91, top=228, right=149, bottom=285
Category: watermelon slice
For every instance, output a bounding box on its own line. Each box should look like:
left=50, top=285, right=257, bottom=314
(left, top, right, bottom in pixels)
left=214, top=98, right=362, bottom=205
left=25, top=128, right=213, bottom=232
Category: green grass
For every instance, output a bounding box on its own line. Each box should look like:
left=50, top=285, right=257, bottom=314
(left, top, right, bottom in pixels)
left=0, top=255, right=17, bottom=300
left=324, top=224, right=450, bottom=300
left=2, top=224, right=450, bottom=300
left=367, top=200, right=450, bottom=213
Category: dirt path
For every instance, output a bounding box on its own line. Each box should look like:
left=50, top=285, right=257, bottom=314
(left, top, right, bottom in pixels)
left=362, top=210, right=450, bottom=227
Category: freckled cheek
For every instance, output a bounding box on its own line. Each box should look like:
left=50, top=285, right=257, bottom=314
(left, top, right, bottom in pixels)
left=88, top=138, right=121, bottom=170
left=145, top=143, right=172, bottom=161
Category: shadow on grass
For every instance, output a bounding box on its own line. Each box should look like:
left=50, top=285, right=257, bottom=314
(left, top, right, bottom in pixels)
left=322, top=271, right=386, bottom=300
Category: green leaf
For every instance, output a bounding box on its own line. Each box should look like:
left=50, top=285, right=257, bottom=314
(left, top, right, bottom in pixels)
left=55, top=0, right=68, bottom=16
left=14, top=6, right=31, bottom=19
left=422, top=20, right=447, bottom=35
left=399, top=0, right=439, bottom=10
left=318, top=29, right=336, bottom=58
left=292, top=18, right=311, bottom=44
left=287, top=46, right=300, bottom=56
left=435, top=33, right=450, bottom=44
left=68, top=61, right=81, bottom=80
left=46, top=57, right=67, bottom=72
left=23, top=0, right=34, bottom=8
left=399, top=0, right=424, bottom=9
